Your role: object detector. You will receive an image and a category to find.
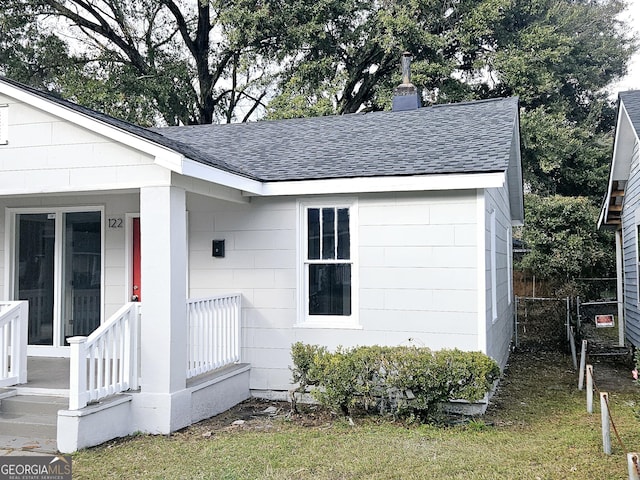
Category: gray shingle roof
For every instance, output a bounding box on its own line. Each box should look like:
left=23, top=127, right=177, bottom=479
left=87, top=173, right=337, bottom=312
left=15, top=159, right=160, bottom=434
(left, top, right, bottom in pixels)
left=154, top=97, right=519, bottom=182
left=620, top=90, right=640, bottom=135
left=0, top=76, right=519, bottom=183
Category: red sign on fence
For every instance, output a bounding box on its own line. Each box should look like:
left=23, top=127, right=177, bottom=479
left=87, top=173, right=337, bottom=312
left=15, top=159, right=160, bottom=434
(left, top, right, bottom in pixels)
left=595, top=314, right=615, bottom=328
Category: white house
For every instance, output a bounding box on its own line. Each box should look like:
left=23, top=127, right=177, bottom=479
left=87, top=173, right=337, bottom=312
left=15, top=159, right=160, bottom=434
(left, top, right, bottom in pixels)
left=0, top=75, right=523, bottom=452
left=599, top=90, right=640, bottom=347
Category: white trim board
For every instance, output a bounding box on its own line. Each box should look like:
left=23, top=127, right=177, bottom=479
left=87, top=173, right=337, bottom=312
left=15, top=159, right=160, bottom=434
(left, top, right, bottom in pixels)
left=248, top=172, right=506, bottom=197
left=182, top=158, right=262, bottom=195
left=476, top=191, right=487, bottom=353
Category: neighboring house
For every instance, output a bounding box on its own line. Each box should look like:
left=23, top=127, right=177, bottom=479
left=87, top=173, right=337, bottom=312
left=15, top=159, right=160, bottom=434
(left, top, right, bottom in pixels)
left=599, top=90, right=640, bottom=347
left=0, top=75, right=523, bottom=452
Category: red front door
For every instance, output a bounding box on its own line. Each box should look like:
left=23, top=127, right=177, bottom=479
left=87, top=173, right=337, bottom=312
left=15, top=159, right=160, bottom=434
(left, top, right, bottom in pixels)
left=132, top=217, right=141, bottom=301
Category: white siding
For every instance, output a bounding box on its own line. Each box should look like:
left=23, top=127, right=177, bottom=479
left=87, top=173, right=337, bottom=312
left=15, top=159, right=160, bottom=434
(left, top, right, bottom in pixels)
left=358, top=191, right=478, bottom=348
left=187, top=190, right=482, bottom=391
left=187, top=194, right=296, bottom=390
left=0, top=96, right=170, bottom=194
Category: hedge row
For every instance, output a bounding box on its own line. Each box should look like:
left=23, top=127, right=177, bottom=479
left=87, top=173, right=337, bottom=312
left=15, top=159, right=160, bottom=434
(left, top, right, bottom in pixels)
left=290, top=342, right=500, bottom=420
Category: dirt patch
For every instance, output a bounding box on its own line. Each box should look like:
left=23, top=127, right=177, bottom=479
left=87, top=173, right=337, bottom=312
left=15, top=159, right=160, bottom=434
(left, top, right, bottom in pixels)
left=588, top=355, right=637, bottom=393
left=171, top=398, right=340, bottom=440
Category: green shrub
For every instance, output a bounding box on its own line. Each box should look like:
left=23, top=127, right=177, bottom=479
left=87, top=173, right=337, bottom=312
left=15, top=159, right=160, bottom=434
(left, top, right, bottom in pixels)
left=290, top=343, right=500, bottom=421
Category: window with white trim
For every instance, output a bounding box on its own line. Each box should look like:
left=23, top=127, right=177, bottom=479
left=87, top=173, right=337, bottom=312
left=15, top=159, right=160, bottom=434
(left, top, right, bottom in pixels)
left=302, top=204, right=355, bottom=322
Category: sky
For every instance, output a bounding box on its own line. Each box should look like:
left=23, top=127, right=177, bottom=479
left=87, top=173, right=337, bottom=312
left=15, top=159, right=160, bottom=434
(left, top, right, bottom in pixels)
left=612, top=2, right=640, bottom=92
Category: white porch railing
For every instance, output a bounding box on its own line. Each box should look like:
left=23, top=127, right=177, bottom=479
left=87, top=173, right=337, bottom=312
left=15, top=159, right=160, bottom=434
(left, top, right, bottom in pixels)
left=187, top=294, right=241, bottom=379
left=0, top=301, right=28, bottom=387
left=68, top=302, right=140, bottom=410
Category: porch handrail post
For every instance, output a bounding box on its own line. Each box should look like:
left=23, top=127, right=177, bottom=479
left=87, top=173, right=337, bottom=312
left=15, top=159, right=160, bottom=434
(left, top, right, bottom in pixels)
left=16, top=301, right=28, bottom=384
left=130, top=304, right=140, bottom=390
left=68, top=336, right=88, bottom=410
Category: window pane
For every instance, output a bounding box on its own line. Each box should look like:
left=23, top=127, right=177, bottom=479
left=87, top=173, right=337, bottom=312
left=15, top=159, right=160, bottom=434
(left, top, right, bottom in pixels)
left=337, top=208, right=350, bottom=260
left=63, top=212, right=101, bottom=341
left=307, top=208, right=320, bottom=260
left=308, top=264, right=351, bottom=316
left=322, top=208, right=335, bottom=260
left=16, top=214, right=55, bottom=345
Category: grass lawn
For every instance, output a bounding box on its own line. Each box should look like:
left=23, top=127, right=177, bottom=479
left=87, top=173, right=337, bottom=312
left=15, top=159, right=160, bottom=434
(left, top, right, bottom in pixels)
left=72, top=351, right=640, bottom=479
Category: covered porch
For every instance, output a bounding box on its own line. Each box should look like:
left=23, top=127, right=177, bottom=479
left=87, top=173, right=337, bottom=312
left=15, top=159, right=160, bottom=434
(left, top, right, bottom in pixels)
left=0, top=291, right=249, bottom=453
left=0, top=177, right=254, bottom=451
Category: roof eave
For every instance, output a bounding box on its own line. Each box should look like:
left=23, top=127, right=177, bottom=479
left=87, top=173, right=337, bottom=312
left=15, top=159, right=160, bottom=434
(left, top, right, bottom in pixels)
left=182, top=158, right=263, bottom=195
left=243, top=171, right=507, bottom=197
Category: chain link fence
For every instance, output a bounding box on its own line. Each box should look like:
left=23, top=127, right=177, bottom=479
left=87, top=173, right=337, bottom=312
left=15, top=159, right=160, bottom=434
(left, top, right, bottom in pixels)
left=514, top=277, right=630, bottom=358
left=515, top=296, right=570, bottom=352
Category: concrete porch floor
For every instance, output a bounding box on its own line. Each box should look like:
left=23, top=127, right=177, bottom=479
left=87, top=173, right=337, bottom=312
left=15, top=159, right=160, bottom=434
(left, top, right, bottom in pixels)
left=23, top=357, right=70, bottom=390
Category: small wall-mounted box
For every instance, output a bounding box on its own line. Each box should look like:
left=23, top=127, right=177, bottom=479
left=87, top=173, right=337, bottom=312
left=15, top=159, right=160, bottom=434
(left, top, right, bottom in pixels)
left=212, top=239, right=225, bottom=258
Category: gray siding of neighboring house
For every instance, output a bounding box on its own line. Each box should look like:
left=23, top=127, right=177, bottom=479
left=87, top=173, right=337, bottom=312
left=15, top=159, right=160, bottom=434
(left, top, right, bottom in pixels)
left=622, top=140, right=640, bottom=347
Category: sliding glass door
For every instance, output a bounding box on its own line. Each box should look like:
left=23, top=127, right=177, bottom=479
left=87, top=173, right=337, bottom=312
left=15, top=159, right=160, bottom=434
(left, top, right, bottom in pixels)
left=14, top=209, right=103, bottom=351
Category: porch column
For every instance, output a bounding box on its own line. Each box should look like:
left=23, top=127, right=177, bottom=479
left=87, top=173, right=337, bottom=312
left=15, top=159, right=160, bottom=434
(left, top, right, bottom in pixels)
left=139, top=186, right=187, bottom=394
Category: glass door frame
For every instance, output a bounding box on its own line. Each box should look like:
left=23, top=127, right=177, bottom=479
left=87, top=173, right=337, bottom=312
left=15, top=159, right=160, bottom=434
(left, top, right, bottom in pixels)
left=5, top=206, right=105, bottom=357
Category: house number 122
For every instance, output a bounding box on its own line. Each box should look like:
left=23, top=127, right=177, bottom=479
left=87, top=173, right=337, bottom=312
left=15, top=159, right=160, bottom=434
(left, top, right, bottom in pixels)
left=108, top=218, right=123, bottom=228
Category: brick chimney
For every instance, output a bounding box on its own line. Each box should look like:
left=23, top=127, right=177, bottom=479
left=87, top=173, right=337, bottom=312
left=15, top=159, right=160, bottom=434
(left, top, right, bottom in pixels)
left=392, top=52, right=421, bottom=112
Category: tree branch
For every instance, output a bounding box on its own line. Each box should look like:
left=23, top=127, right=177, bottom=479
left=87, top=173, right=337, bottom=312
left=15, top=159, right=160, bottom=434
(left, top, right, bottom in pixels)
left=241, top=90, right=268, bottom=122
left=42, top=0, right=149, bottom=73
left=157, top=0, right=196, bottom=57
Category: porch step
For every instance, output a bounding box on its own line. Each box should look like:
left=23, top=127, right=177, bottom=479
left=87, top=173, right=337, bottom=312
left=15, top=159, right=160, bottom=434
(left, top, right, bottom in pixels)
left=1, top=395, right=67, bottom=416
left=0, top=395, right=67, bottom=440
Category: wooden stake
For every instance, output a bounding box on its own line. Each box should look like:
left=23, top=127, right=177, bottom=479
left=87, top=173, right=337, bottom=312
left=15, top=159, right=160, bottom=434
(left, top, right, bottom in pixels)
left=578, top=340, right=587, bottom=390
left=586, top=365, right=593, bottom=414
left=628, top=453, right=640, bottom=480
left=601, top=392, right=611, bottom=455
